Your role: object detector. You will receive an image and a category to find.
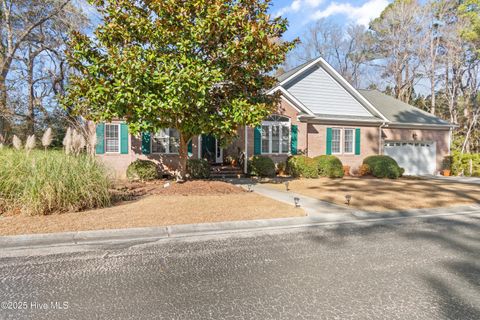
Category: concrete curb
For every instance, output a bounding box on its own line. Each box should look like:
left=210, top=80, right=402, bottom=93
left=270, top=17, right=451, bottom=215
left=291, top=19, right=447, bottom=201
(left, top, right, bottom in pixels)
left=1, top=205, right=479, bottom=250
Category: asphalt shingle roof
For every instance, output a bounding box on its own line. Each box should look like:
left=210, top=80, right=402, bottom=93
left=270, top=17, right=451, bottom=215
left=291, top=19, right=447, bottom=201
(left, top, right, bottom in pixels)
left=358, top=89, right=451, bottom=126
left=276, top=60, right=452, bottom=127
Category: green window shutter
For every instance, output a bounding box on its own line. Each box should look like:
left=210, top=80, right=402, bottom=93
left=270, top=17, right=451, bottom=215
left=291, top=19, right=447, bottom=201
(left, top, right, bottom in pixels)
left=141, top=132, right=151, bottom=154
left=188, top=139, right=193, bottom=157
left=326, top=128, right=332, bottom=155
left=291, top=125, right=298, bottom=155
left=120, top=123, right=129, bottom=154
left=95, top=123, right=105, bottom=155
left=355, top=128, right=361, bottom=155
left=254, top=126, right=261, bottom=155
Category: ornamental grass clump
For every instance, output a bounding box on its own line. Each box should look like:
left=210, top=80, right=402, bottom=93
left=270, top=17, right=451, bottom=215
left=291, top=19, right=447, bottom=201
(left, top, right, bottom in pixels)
left=25, top=135, right=36, bottom=154
left=12, top=135, right=22, bottom=150
left=0, top=148, right=111, bottom=215
left=41, top=128, right=53, bottom=149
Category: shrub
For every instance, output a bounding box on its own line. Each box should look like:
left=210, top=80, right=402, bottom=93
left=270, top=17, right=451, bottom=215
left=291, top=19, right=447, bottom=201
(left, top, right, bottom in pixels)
left=0, top=148, right=111, bottom=215
left=127, top=159, right=158, bottom=181
left=451, top=152, right=480, bottom=176
left=363, top=155, right=403, bottom=179
left=187, top=159, right=211, bottom=179
left=358, top=164, right=371, bottom=176
left=287, top=155, right=318, bottom=178
left=249, top=156, right=276, bottom=177
left=314, top=155, right=344, bottom=178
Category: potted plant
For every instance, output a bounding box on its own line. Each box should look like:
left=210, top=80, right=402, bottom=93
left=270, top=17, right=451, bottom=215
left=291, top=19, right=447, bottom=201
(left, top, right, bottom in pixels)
left=441, top=156, right=452, bottom=176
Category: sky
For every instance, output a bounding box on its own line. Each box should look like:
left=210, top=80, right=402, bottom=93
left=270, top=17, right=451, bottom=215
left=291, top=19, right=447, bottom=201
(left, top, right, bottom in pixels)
left=269, top=0, right=392, bottom=40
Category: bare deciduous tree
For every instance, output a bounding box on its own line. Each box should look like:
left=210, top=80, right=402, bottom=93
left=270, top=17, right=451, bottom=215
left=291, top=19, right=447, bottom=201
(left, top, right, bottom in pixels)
left=293, top=19, right=369, bottom=87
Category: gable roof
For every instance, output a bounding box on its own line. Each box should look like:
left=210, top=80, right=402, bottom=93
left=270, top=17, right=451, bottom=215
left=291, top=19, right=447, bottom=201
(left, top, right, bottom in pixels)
left=271, top=57, right=389, bottom=122
left=273, top=58, right=454, bottom=128
left=276, top=60, right=312, bottom=83
left=358, top=90, right=453, bottom=127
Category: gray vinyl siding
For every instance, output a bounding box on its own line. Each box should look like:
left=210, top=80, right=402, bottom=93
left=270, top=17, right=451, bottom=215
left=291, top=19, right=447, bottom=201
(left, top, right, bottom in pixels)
left=284, top=65, right=373, bottom=117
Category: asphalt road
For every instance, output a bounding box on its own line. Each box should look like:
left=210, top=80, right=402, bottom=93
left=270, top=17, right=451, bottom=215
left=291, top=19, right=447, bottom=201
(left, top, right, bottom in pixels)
left=0, top=214, right=479, bottom=320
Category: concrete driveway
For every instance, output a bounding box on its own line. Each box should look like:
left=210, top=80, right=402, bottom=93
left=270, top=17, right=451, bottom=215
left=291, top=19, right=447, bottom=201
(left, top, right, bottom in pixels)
left=423, top=175, right=480, bottom=185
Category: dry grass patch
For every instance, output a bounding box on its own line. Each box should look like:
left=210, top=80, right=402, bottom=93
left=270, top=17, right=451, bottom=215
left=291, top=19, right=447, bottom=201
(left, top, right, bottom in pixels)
left=0, top=180, right=304, bottom=236
left=266, top=177, right=480, bottom=212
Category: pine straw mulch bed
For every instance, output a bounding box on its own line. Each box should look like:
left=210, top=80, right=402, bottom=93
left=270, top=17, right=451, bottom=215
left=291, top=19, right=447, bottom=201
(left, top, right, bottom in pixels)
left=112, top=179, right=245, bottom=200
left=0, top=180, right=304, bottom=236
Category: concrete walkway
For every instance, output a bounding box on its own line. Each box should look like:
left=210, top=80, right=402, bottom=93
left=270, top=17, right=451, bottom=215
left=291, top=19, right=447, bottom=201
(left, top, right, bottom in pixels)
left=247, top=183, right=360, bottom=217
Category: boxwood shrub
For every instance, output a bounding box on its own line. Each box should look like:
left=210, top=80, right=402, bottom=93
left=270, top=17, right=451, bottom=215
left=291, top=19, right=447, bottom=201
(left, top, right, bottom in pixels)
left=127, top=159, right=159, bottom=181
left=363, top=155, right=404, bottom=179
left=249, top=156, right=276, bottom=177
left=187, top=159, right=211, bottom=179
left=314, top=155, right=344, bottom=178
left=287, top=155, right=318, bottom=178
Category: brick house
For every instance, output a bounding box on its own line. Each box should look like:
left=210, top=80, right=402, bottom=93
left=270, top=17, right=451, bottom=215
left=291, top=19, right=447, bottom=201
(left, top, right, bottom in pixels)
left=95, top=57, right=455, bottom=178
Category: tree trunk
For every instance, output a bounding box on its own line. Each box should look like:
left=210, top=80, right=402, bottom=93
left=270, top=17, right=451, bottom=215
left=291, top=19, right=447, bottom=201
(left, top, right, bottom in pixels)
left=177, top=132, right=191, bottom=181
left=27, top=53, right=35, bottom=136
left=0, top=74, right=8, bottom=136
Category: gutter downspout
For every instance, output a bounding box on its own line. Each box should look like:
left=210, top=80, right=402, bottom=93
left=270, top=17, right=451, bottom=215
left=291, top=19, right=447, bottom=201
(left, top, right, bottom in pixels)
left=448, top=126, right=453, bottom=155
left=379, top=122, right=388, bottom=155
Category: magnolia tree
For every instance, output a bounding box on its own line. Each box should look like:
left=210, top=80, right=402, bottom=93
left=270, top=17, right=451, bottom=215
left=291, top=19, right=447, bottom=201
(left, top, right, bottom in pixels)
left=64, top=0, right=296, bottom=179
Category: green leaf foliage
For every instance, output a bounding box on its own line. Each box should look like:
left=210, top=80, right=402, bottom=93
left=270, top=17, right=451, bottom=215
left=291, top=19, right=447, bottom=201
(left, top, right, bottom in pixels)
left=451, top=152, right=480, bottom=176
left=64, top=0, right=297, bottom=141
left=363, top=155, right=404, bottom=179
left=248, top=155, right=276, bottom=177
left=287, top=155, right=318, bottom=178
left=187, top=159, right=211, bottom=179
left=126, top=159, right=159, bottom=181
left=314, top=155, right=344, bottom=178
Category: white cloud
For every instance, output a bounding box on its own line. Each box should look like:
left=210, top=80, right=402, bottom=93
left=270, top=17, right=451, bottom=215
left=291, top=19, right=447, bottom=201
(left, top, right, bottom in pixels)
left=274, top=0, right=324, bottom=17
left=311, top=0, right=390, bottom=26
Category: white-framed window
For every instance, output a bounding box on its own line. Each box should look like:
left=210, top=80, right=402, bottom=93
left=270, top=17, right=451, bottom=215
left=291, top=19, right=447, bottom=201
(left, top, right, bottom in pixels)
left=344, top=129, right=354, bottom=154
left=151, top=128, right=180, bottom=154
left=105, top=123, right=120, bottom=153
left=261, top=115, right=290, bottom=154
left=331, top=128, right=356, bottom=154
left=331, top=128, right=341, bottom=154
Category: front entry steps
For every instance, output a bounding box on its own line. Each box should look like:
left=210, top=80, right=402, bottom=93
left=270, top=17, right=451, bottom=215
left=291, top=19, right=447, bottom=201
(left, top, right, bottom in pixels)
left=210, top=164, right=245, bottom=179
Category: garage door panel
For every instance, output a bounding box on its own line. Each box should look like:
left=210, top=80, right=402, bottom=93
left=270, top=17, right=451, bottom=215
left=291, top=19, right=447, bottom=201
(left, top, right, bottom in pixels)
left=384, top=141, right=436, bottom=175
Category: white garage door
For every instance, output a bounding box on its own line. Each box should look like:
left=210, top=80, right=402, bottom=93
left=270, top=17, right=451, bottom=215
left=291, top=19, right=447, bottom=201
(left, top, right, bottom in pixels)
left=383, top=141, right=436, bottom=175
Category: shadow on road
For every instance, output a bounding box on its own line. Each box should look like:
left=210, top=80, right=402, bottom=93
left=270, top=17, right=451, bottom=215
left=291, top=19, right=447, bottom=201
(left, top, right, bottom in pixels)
left=308, top=215, right=480, bottom=319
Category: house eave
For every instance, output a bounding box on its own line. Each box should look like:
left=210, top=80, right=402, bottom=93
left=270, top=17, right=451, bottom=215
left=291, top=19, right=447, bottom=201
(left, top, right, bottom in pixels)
left=386, top=122, right=457, bottom=130
left=298, top=114, right=386, bottom=126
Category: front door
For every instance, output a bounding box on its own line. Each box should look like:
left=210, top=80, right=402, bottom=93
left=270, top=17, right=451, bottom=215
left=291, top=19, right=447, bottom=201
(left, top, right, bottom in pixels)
left=215, top=139, right=223, bottom=164
left=201, top=134, right=223, bottom=164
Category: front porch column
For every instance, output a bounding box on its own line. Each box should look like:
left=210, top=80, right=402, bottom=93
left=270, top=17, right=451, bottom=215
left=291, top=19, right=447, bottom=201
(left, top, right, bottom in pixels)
left=198, top=135, right=202, bottom=159
left=244, top=125, right=248, bottom=174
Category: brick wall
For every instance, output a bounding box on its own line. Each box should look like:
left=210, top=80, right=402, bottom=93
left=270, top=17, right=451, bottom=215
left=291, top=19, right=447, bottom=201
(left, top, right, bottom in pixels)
left=97, top=134, right=201, bottom=179
left=382, top=128, right=450, bottom=171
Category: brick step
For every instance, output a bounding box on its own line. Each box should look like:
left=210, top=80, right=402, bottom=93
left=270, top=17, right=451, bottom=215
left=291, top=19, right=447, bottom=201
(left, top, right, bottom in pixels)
left=210, top=167, right=243, bottom=173
left=210, top=170, right=243, bottom=175
left=210, top=173, right=246, bottom=179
